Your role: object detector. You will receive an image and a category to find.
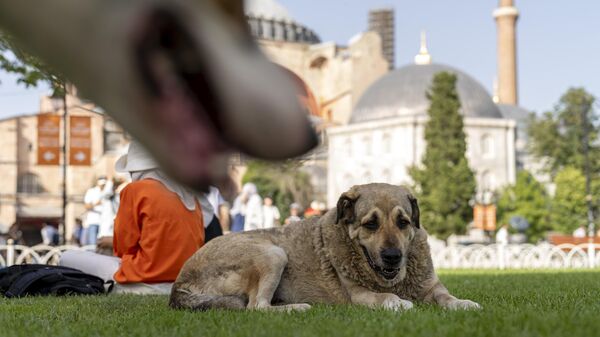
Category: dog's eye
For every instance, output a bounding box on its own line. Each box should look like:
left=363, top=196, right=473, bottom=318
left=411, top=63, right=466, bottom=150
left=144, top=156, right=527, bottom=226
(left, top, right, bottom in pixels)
left=363, top=221, right=379, bottom=231
left=397, top=218, right=410, bottom=229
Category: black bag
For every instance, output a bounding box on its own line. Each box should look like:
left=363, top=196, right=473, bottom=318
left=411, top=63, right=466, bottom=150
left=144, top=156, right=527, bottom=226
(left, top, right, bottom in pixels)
left=0, top=264, right=110, bottom=298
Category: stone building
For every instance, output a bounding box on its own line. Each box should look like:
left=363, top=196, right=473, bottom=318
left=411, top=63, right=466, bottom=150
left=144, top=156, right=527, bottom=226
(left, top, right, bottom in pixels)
left=327, top=41, right=517, bottom=207
left=327, top=0, right=538, bottom=208
left=0, top=93, right=127, bottom=243
left=242, top=0, right=390, bottom=200
left=245, top=0, right=389, bottom=125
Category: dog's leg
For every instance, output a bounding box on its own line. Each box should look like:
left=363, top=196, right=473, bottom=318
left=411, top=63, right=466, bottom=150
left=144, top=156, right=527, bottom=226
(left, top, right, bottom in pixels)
left=422, top=276, right=481, bottom=310
left=340, top=275, right=413, bottom=311
left=246, top=245, right=311, bottom=312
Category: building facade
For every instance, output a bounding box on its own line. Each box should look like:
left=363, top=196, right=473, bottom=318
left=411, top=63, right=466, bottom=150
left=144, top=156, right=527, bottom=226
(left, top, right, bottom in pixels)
left=327, top=53, right=517, bottom=207
left=0, top=94, right=127, bottom=243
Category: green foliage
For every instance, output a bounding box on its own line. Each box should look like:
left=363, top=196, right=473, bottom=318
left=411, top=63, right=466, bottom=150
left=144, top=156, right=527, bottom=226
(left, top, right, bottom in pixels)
left=549, top=167, right=600, bottom=234
left=528, top=87, right=599, bottom=175
left=409, top=72, right=476, bottom=239
left=0, top=31, right=65, bottom=94
left=496, top=171, right=551, bottom=242
left=242, top=160, right=314, bottom=219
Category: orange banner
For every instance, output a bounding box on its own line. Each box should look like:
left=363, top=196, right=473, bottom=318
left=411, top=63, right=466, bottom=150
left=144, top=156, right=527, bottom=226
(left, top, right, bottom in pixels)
left=69, top=116, right=92, bottom=166
left=473, top=204, right=497, bottom=231
left=37, top=114, right=61, bottom=165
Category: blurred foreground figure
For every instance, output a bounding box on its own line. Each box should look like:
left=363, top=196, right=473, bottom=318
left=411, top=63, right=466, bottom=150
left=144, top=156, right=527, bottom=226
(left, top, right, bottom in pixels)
left=0, top=0, right=317, bottom=190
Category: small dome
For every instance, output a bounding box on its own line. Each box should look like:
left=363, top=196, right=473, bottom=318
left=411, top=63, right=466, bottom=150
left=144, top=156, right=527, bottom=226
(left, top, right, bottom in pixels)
left=497, top=104, right=531, bottom=123
left=497, top=104, right=532, bottom=141
left=245, top=0, right=293, bottom=22
left=245, top=0, right=320, bottom=44
left=351, top=63, right=503, bottom=123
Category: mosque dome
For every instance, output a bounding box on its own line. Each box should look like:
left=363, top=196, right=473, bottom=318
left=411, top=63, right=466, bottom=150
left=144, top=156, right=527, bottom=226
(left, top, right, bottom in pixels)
left=245, top=0, right=320, bottom=44
left=351, top=63, right=503, bottom=124
left=244, top=0, right=293, bottom=22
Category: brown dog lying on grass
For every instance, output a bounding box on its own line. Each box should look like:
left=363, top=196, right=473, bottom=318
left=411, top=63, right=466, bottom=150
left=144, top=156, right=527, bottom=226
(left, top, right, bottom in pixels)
left=170, top=184, right=481, bottom=312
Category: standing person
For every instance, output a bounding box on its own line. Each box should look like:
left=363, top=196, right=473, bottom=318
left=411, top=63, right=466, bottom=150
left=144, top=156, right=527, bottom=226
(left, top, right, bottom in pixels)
left=60, top=141, right=205, bottom=294
left=82, top=176, right=110, bottom=245
left=229, top=193, right=246, bottom=233
left=242, top=183, right=263, bottom=231
left=262, top=196, right=281, bottom=229
left=96, top=178, right=115, bottom=239
left=573, top=225, right=586, bottom=238
left=285, top=203, right=302, bottom=225
left=40, top=223, right=59, bottom=246
left=496, top=224, right=509, bottom=245
left=70, top=218, right=83, bottom=245
left=198, top=186, right=226, bottom=242
left=96, top=178, right=128, bottom=255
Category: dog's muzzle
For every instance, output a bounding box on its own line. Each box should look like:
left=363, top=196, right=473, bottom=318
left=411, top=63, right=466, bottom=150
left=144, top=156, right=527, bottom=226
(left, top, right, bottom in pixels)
left=361, top=246, right=401, bottom=280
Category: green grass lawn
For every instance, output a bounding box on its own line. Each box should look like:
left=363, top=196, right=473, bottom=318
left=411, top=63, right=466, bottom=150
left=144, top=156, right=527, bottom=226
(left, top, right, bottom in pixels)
left=2, top=270, right=600, bottom=337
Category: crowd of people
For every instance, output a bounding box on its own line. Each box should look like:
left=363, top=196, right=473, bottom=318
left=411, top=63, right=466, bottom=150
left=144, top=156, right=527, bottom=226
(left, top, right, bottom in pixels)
left=228, top=183, right=327, bottom=232
left=57, top=141, right=327, bottom=295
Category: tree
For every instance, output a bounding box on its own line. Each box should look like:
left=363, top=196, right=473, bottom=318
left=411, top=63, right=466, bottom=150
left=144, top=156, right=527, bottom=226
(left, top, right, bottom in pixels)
left=409, top=72, right=476, bottom=239
left=496, top=171, right=551, bottom=242
left=549, top=167, right=600, bottom=234
left=242, top=160, right=314, bottom=220
left=528, top=88, right=599, bottom=175
left=0, top=31, right=65, bottom=93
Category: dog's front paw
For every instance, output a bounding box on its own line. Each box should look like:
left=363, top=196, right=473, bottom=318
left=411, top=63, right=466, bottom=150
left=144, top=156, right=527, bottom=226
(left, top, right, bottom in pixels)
left=445, top=299, right=481, bottom=310
left=380, top=294, right=413, bottom=311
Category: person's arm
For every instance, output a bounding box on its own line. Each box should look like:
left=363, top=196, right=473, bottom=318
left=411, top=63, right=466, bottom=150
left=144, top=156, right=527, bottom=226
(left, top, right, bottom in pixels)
left=218, top=204, right=230, bottom=232
left=100, top=179, right=114, bottom=199
left=273, top=206, right=281, bottom=220
left=83, top=189, right=94, bottom=210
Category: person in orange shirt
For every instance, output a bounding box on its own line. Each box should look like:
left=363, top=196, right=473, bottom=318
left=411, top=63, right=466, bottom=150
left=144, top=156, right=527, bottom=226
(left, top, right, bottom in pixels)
left=60, top=141, right=205, bottom=294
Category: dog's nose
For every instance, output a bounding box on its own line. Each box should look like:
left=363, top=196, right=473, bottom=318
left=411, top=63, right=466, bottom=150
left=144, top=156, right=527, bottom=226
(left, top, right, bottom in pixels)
left=380, top=248, right=402, bottom=266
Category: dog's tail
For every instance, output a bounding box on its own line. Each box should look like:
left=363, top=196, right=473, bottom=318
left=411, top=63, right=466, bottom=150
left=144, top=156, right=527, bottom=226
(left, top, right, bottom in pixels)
left=169, top=287, right=246, bottom=311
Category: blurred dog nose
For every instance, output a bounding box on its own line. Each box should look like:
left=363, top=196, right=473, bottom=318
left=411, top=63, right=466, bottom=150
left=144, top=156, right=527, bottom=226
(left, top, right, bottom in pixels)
left=381, top=248, right=402, bottom=266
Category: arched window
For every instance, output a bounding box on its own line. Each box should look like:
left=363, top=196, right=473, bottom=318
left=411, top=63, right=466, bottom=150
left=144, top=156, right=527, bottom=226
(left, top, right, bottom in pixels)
left=481, top=171, right=495, bottom=191
left=381, top=133, right=391, bottom=154
left=17, top=172, right=46, bottom=194
left=309, top=56, right=328, bottom=69
left=344, top=137, right=353, bottom=157
left=481, top=134, right=494, bottom=157
left=362, top=135, right=372, bottom=156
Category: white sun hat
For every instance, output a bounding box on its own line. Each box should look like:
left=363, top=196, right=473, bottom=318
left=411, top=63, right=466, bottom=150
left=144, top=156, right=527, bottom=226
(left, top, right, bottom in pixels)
left=115, top=141, right=158, bottom=173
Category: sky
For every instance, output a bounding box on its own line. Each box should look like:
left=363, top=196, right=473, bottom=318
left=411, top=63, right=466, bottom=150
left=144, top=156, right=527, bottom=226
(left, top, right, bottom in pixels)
left=0, top=1, right=599, bottom=119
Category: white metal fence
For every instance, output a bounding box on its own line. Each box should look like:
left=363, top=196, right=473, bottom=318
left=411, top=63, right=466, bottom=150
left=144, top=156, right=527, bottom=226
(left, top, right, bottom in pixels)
left=1, top=240, right=599, bottom=269
left=430, top=243, right=600, bottom=269
left=0, top=240, right=95, bottom=267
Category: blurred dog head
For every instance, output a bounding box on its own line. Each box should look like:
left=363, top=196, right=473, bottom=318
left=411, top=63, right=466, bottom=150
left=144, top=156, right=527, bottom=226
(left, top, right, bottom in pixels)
left=0, top=0, right=318, bottom=191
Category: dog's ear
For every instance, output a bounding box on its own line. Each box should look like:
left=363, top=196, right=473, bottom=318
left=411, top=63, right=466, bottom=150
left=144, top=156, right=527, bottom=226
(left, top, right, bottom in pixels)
left=336, top=189, right=359, bottom=225
left=408, top=194, right=420, bottom=228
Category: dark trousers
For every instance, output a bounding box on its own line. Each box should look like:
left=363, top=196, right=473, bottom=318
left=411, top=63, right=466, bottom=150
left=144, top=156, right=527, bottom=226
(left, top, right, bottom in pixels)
left=204, top=216, right=223, bottom=243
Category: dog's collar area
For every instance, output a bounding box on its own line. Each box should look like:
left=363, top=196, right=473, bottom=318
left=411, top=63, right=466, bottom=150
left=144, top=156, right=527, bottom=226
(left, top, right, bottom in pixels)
left=360, top=245, right=400, bottom=280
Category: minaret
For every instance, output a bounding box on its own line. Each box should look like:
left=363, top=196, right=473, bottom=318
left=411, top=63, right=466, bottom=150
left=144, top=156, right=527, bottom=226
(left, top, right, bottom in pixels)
left=414, top=31, right=431, bottom=65
left=494, top=0, right=519, bottom=105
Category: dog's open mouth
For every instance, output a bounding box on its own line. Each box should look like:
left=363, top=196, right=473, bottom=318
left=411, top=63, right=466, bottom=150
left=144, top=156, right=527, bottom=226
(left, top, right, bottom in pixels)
left=360, top=246, right=400, bottom=280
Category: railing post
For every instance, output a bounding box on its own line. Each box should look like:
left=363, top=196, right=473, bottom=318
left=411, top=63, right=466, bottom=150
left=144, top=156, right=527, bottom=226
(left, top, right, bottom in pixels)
left=7, top=239, right=15, bottom=266
left=498, top=244, right=506, bottom=270
left=588, top=242, right=596, bottom=269
left=451, top=245, right=459, bottom=269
